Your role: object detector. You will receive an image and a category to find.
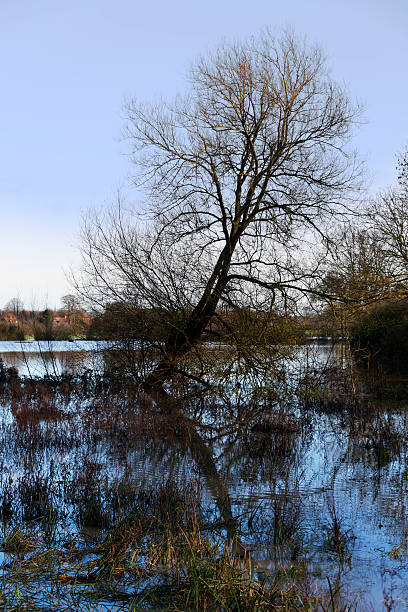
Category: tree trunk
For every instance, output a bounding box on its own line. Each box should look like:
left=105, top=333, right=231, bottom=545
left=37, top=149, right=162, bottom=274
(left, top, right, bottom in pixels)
left=144, top=276, right=230, bottom=389
left=144, top=242, right=236, bottom=389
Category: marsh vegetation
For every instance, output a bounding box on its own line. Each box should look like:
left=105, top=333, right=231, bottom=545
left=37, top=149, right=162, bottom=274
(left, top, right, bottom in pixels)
left=1, top=343, right=408, bottom=610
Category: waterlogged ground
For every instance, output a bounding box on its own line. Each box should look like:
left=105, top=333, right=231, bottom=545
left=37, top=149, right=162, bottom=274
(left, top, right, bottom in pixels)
left=0, top=339, right=103, bottom=378
left=1, top=343, right=408, bottom=609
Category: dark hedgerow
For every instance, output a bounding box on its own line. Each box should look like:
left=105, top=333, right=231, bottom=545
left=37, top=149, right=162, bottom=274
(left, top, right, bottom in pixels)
left=350, top=299, right=408, bottom=371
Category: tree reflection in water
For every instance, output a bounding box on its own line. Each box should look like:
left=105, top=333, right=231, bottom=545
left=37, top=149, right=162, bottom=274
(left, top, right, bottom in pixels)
left=2, top=343, right=408, bottom=607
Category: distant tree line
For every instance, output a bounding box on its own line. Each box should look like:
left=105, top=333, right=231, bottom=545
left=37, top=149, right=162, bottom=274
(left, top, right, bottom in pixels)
left=0, top=295, right=90, bottom=341
left=87, top=301, right=307, bottom=345
left=0, top=297, right=331, bottom=345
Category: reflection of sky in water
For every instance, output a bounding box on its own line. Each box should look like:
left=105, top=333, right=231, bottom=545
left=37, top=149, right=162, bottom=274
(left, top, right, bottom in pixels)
left=0, top=340, right=345, bottom=380
left=0, top=340, right=104, bottom=377
left=1, top=342, right=408, bottom=608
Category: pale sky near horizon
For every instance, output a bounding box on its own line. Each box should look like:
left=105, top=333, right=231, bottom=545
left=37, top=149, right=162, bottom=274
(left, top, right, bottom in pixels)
left=1, top=0, right=407, bottom=309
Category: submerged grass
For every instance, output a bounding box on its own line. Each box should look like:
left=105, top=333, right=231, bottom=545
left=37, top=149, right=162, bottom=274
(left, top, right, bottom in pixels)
left=0, top=514, right=357, bottom=611
left=0, top=472, right=358, bottom=610
left=0, top=357, right=400, bottom=610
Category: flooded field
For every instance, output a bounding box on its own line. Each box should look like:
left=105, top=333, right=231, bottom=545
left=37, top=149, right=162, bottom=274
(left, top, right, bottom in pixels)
left=1, top=342, right=408, bottom=610
left=0, top=340, right=102, bottom=378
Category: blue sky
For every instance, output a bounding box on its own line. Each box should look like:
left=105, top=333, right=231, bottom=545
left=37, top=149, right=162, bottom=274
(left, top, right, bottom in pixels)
left=1, top=0, right=407, bottom=308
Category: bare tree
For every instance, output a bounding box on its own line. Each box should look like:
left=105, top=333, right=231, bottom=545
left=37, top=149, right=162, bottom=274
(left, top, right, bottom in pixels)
left=313, top=223, right=393, bottom=336
left=312, top=149, right=408, bottom=339
left=4, top=297, right=24, bottom=315
left=320, top=221, right=397, bottom=302
left=61, top=294, right=82, bottom=312
left=77, top=30, right=362, bottom=390
left=369, top=149, right=408, bottom=287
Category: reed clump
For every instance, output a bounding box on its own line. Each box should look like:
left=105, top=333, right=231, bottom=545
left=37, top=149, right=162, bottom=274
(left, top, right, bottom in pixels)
left=0, top=364, right=372, bottom=610
left=0, top=483, right=356, bottom=611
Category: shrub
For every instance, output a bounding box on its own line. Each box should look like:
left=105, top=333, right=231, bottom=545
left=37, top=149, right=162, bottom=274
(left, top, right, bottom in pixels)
left=350, top=300, right=408, bottom=371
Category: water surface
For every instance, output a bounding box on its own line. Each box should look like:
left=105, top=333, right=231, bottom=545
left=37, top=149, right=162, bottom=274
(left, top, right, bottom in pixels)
left=1, top=341, right=408, bottom=609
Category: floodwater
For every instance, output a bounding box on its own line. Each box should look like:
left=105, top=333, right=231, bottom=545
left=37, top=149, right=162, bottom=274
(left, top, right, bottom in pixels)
left=0, top=339, right=102, bottom=378
left=1, top=341, right=408, bottom=609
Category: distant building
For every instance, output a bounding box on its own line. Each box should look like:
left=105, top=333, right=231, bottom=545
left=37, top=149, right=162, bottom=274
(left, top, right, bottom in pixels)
left=0, top=311, right=19, bottom=325
left=53, top=313, right=69, bottom=326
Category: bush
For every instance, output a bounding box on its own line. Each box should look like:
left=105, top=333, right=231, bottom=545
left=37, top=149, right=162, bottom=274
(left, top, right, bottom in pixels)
left=0, top=358, right=19, bottom=383
left=350, top=300, right=408, bottom=371
left=0, top=323, right=25, bottom=341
